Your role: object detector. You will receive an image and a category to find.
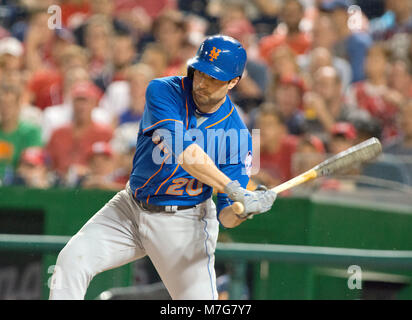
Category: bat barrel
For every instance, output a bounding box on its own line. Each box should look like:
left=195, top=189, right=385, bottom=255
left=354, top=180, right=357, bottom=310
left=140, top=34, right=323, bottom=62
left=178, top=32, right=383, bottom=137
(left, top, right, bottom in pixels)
left=314, top=137, right=382, bottom=177
left=232, top=137, right=382, bottom=215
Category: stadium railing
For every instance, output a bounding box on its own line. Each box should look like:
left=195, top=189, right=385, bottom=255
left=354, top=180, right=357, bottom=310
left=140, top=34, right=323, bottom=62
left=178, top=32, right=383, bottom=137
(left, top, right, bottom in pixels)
left=2, top=234, right=412, bottom=299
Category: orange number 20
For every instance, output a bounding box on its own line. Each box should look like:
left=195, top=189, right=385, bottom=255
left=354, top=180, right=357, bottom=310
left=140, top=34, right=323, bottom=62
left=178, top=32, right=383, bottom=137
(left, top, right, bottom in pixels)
left=165, top=178, right=203, bottom=196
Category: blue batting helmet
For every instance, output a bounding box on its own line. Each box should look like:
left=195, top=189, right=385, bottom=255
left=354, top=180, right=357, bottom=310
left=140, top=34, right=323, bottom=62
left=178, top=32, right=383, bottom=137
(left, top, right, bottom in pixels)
left=187, top=35, right=247, bottom=81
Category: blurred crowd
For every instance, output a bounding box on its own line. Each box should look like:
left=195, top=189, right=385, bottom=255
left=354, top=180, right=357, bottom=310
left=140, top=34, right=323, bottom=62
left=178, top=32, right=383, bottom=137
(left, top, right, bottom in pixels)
left=0, top=0, right=411, bottom=192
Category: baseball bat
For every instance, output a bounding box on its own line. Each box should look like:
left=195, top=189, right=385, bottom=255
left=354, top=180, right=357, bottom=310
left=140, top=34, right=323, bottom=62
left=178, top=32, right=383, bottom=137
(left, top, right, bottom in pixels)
left=232, top=137, right=382, bottom=215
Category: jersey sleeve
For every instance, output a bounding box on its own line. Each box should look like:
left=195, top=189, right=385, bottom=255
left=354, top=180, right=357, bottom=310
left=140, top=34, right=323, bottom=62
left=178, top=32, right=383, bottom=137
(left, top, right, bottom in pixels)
left=216, top=130, right=253, bottom=225
left=140, top=78, right=194, bottom=158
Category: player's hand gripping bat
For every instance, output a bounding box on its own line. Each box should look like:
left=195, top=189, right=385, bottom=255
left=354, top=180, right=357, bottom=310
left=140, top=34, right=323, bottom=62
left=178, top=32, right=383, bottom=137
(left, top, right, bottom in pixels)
left=232, top=137, right=383, bottom=215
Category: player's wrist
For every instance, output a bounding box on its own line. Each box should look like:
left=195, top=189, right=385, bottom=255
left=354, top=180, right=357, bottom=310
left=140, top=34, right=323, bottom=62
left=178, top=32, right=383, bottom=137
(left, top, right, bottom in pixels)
left=224, top=180, right=243, bottom=200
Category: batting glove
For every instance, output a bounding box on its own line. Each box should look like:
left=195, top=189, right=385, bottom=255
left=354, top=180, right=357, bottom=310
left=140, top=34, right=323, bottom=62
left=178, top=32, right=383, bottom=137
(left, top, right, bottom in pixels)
left=224, top=181, right=277, bottom=219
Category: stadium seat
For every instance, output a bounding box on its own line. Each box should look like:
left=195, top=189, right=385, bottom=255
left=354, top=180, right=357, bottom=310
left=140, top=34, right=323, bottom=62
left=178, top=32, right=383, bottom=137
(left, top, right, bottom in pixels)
left=361, top=154, right=412, bottom=187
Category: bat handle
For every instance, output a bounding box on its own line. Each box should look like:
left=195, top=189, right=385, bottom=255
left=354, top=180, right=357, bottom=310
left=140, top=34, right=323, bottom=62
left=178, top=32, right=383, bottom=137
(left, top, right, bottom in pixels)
left=231, top=169, right=318, bottom=215
left=232, top=202, right=244, bottom=215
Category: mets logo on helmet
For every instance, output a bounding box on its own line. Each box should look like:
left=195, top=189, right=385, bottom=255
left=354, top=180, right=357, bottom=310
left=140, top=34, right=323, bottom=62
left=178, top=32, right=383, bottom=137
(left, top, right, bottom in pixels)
left=209, top=47, right=221, bottom=62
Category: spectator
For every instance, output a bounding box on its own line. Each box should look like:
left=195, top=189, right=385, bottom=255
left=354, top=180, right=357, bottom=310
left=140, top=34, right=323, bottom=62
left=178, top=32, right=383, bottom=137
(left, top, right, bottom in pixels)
left=303, top=66, right=356, bottom=140
left=46, top=81, right=113, bottom=180
left=218, top=1, right=249, bottom=30
left=173, top=39, right=199, bottom=76
left=290, top=134, right=326, bottom=194
left=265, top=44, right=303, bottom=108
left=222, top=18, right=269, bottom=112
left=384, top=94, right=412, bottom=181
left=73, top=0, right=130, bottom=47
left=303, top=14, right=352, bottom=90
left=27, top=44, right=89, bottom=110
left=351, top=113, right=383, bottom=144
left=47, top=28, right=78, bottom=70
left=371, top=0, right=412, bottom=42
left=272, top=75, right=306, bottom=135
left=328, top=122, right=357, bottom=154
left=115, top=0, right=176, bottom=20
left=259, top=0, right=312, bottom=64
left=388, top=59, right=412, bottom=100
left=13, top=146, right=58, bottom=188
left=320, top=0, right=373, bottom=83
left=292, top=134, right=326, bottom=177
left=78, top=141, right=125, bottom=190
left=110, top=122, right=141, bottom=186
left=9, top=1, right=57, bottom=41
left=23, top=8, right=56, bottom=73
left=267, top=45, right=301, bottom=86
left=42, top=67, right=113, bottom=143
left=368, top=0, right=397, bottom=36
left=139, top=42, right=169, bottom=78
left=251, top=0, right=281, bottom=35
left=118, top=63, right=154, bottom=126
left=301, top=47, right=335, bottom=86
left=251, top=105, right=299, bottom=187
left=99, top=63, right=154, bottom=124
left=3, top=70, right=43, bottom=130
left=345, top=43, right=402, bottom=142
left=322, top=121, right=359, bottom=191
left=0, top=37, right=24, bottom=73
left=84, top=15, right=115, bottom=90
left=114, top=0, right=176, bottom=44
left=384, top=99, right=412, bottom=156
left=0, top=83, right=42, bottom=184
left=59, top=0, right=91, bottom=29
left=111, top=32, right=138, bottom=82
left=373, top=0, right=412, bottom=63
left=151, top=10, right=188, bottom=77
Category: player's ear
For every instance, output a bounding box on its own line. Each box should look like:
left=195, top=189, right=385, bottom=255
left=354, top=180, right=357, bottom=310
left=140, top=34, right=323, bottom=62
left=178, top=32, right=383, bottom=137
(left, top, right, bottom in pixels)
left=228, top=77, right=240, bottom=90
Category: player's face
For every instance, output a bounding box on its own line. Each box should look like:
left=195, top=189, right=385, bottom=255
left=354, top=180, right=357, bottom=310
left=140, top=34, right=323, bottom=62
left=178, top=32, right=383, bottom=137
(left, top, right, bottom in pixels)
left=192, top=70, right=238, bottom=112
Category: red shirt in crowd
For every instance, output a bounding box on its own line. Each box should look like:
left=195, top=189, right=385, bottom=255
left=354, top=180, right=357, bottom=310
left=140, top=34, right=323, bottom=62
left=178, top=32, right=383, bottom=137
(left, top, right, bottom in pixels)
left=259, top=135, right=299, bottom=183
left=114, top=0, right=176, bottom=18
left=27, top=69, right=63, bottom=110
left=349, top=81, right=399, bottom=141
left=47, top=123, right=113, bottom=176
left=259, top=31, right=311, bottom=64
left=60, top=2, right=91, bottom=27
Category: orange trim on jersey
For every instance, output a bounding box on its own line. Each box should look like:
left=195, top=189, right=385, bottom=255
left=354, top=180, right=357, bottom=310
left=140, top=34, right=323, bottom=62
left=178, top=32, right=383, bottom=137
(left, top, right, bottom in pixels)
left=181, top=78, right=189, bottom=130
left=165, top=177, right=189, bottom=196
left=142, top=119, right=183, bottom=133
left=186, top=179, right=203, bottom=196
left=185, top=98, right=189, bottom=129
left=154, top=164, right=180, bottom=196
left=134, top=154, right=170, bottom=198
left=204, top=106, right=234, bottom=129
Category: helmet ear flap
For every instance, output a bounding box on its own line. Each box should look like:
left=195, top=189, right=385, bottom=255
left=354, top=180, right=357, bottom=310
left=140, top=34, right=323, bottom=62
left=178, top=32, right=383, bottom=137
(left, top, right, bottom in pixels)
left=187, top=66, right=195, bottom=80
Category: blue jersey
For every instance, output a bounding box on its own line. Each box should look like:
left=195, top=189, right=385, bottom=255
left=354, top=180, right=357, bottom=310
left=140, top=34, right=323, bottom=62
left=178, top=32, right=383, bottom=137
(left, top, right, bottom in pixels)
left=129, top=76, right=252, bottom=216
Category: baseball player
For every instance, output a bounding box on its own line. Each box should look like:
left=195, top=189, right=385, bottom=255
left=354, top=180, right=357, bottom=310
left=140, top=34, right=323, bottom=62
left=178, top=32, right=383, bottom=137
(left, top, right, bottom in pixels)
left=49, top=35, right=277, bottom=300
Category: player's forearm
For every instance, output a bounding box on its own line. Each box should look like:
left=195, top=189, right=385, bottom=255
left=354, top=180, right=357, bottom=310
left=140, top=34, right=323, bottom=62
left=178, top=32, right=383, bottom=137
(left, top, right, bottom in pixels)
left=178, top=143, right=231, bottom=192
left=219, top=205, right=247, bottom=228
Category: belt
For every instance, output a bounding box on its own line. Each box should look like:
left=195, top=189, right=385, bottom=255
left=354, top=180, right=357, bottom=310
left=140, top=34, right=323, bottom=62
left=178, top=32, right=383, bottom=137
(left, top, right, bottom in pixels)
left=133, top=197, right=197, bottom=213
